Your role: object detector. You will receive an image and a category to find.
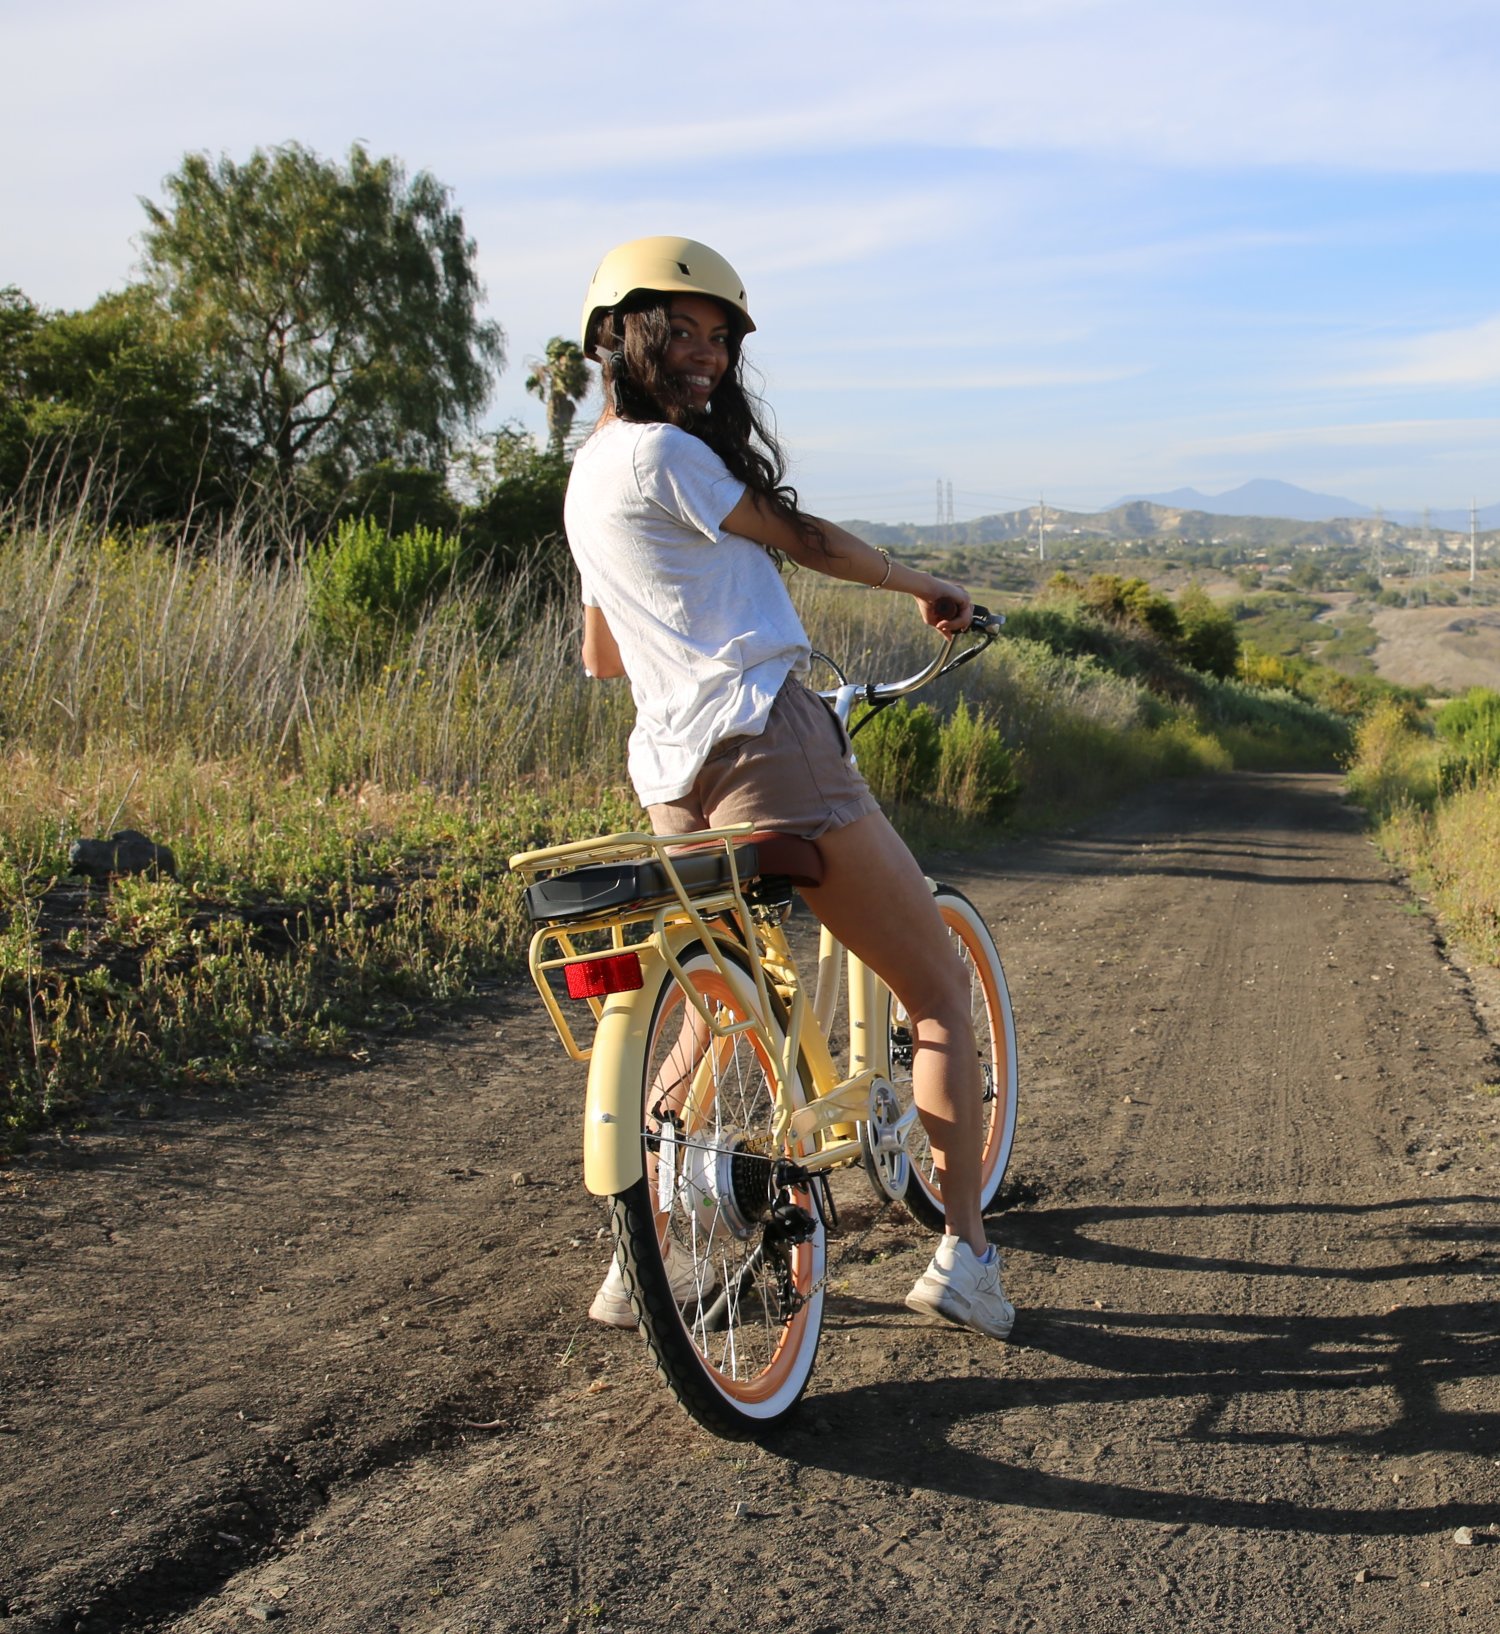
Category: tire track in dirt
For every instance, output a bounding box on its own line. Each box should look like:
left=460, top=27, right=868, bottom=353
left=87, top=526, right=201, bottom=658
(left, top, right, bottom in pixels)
left=3, top=772, right=1498, bottom=1633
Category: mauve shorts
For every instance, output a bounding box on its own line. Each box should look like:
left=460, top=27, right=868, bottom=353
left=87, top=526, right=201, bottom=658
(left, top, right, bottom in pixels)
left=647, top=678, right=882, bottom=841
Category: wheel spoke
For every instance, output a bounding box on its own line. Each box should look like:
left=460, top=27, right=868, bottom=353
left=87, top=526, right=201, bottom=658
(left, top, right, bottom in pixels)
left=615, top=941, right=825, bottom=1431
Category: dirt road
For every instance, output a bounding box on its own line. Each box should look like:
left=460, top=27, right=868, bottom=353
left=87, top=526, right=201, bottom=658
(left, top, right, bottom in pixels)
left=4, top=772, right=1498, bottom=1634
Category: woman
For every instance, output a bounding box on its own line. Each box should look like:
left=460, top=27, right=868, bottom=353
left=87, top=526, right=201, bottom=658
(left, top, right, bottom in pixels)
left=565, top=235, right=1014, bottom=1340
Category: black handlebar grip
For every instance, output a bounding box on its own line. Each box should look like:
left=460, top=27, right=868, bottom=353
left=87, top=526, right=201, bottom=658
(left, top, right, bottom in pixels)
left=935, top=599, right=1005, bottom=632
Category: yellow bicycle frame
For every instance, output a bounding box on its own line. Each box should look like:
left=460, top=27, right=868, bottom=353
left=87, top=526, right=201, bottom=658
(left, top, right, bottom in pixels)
left=509, top=827, right=898, bottom=1197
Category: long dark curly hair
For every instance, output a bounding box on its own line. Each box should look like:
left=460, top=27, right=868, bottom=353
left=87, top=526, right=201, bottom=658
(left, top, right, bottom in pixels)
left=594, top=298, right=824, bottom=550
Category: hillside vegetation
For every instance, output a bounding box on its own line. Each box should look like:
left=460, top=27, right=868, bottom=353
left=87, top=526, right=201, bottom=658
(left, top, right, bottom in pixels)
left=0, top=507, right=1357, bottom=1149
left=1346, top=688, right=1500, bottom=966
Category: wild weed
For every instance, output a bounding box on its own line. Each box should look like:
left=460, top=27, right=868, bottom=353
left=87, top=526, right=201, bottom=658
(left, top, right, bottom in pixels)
left=0, top=506, right=1382, bottom=1145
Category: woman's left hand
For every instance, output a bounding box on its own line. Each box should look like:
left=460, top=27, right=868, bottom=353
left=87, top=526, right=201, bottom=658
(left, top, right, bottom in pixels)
left=915, top=575, right=974, bottom=636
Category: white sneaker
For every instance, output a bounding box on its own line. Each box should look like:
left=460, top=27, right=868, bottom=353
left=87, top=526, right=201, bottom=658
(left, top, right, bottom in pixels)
left=905, top=1234, right=1015, bottom=1338
left=588, top=1241, right=701, bottom=1328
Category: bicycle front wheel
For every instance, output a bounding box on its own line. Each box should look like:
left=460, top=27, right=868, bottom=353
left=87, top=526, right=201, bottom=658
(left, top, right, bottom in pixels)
left=611, top=939, right=826, bottom=1437
left=880, top=884, right=1018, bottom=1232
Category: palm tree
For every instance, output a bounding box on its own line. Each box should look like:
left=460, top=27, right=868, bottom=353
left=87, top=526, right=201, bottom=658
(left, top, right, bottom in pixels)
left=525, top=336, right=591, bottom=458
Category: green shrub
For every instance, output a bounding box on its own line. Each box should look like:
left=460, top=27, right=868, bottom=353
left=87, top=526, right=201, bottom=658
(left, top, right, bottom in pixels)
left=1000, top=602, right=1106, bottom=661
left=1345, top=699, right=1439, bottom=818
left=306, top=517, right=468, bottom=653
left=1193, top=673, right=1351, bottom=767
left=1176, top=584, right=1240, bottom=679
left=1080, top=573, right=1182, bottom=644
left=1137, top=714, right=1232, bottom=777
left=328, top=461, right=461, bottom=539
left=936, top=698, right=1021, bottom=820
left=465, top=437, right=569, bottom=580
left=1238, top=640, right=1303, bottom=692
left=1435, top=687, right=1500, bottom=791
left=853, top=700, right=941, bottom=806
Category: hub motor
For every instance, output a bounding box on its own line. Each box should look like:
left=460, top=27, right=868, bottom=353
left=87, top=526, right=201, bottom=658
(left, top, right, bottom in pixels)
left=656, top=1123, right=771, bottom=1241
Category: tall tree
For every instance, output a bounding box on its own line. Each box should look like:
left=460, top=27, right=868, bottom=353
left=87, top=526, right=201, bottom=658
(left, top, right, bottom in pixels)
left=0, top=288, right=43, bottom=486
left=139, top=143, right=506, bottom=483
left=0, top=285, right=231, bottom=519
left=524, top=336, right=590, bottom=458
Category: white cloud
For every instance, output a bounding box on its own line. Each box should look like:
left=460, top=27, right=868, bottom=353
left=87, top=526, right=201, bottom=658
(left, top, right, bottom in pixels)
left=6, top=0, right=1500, bottom=510
left=1181, top=417, right=1500, bottom=455
left=778, top=366, right=1138, bottom=392
left=1337, top=316, right=1500, bottom=387
left=449, top=2, right=1500, bottom=178
left=10, top=2, right=1500, bottom=196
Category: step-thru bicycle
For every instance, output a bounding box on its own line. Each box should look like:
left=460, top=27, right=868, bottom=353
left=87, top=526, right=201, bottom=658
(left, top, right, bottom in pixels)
left=509, top=610, right=1017, bottom=1436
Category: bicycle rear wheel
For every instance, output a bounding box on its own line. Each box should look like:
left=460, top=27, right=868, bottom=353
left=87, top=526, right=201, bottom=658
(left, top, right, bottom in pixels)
left=611, top=939, right=826, bottom=1437
left=878, top=883, right=1017, bottom=1231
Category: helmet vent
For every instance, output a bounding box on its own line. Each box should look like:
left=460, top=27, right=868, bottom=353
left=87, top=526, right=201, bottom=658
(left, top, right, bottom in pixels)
left=676, top=262, right=691, bottom=275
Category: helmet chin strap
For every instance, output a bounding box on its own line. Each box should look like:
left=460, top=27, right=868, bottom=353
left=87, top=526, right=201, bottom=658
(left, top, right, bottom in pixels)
left=593, top=339, right=628, bottom=415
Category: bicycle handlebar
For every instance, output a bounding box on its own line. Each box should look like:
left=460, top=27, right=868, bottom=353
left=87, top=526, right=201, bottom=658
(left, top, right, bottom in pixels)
left=815, top=604, right=1006, bottom=732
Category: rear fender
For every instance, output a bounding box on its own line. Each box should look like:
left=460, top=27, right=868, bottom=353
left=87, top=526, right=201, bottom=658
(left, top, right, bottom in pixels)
left=582, top=928, right=760, bottom=1196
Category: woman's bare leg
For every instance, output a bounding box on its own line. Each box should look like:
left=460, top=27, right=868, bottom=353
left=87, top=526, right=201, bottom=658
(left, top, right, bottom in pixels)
left=797, top=810, right=988, bottom=1251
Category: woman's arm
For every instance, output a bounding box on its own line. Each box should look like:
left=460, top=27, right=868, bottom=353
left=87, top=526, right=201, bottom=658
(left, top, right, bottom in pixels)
left=720, top=492, right=973, bottom=635
left=582, top=605, right=626, bottom=679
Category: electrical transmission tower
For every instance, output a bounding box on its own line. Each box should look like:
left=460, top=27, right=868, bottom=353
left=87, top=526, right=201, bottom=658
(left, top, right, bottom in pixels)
left=935, top=478, right=956, bottom=543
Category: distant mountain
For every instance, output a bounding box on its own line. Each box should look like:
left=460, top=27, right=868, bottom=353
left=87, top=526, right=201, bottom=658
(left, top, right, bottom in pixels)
left=1113, top=479, right=1371, bottom=523
left=843, top=495, right=1500, bottom=554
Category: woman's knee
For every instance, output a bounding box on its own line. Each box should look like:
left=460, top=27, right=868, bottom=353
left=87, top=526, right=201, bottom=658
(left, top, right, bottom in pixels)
left=884, top=943, right=974, bottom=1033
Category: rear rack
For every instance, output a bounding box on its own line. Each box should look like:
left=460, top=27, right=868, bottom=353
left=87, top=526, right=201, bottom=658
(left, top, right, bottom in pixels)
left=513, top=829, right=823, bottom=926
left=508, top=827, right=823, bottom=1062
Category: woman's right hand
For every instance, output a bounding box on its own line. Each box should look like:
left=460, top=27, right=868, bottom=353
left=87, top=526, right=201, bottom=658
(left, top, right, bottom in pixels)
left=915, top=574, right=974, bottom=636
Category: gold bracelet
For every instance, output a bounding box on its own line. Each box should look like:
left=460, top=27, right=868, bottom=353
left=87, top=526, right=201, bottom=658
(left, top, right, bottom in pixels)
left=872, top=548, right=893, bottom=589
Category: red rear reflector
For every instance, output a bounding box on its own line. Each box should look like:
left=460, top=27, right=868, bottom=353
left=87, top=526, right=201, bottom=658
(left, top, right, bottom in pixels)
left=565, top=953, right=644, bottom=999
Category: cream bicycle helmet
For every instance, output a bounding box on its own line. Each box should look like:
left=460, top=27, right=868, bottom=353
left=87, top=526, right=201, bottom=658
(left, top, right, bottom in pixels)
left=580, top=235, right=754, bottom=357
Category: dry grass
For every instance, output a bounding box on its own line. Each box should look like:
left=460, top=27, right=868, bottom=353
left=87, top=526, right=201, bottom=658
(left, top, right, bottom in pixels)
left=1369, top=602, right=1500, bottom=696
left=1379, top=781, right=1500, bottom=964
left=1343, top=693, right=1500, bottom=965
left=0, top=505, right=1354, bottom=1144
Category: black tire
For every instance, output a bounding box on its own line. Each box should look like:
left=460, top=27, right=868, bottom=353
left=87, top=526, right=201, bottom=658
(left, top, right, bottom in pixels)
left=612, top=939, right=826, bottom=1437
left=878, top=884, right=1018, bottom=1231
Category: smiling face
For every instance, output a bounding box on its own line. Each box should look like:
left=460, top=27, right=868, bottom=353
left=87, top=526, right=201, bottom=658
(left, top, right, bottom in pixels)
left=663, top=294, right=733, bottom=409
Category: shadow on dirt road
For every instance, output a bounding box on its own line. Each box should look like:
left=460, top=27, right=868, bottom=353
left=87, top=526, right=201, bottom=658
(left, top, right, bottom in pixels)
left=4, top=772, right=1498, bottom=1633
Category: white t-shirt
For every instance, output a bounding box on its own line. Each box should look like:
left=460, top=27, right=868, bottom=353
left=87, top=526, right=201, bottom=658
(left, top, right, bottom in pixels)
left=564, top=419, right=810, bottom=804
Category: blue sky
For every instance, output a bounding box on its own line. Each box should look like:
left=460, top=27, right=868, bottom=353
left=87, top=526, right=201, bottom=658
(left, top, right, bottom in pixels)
left=5, top=0, right=1499, bottom=522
